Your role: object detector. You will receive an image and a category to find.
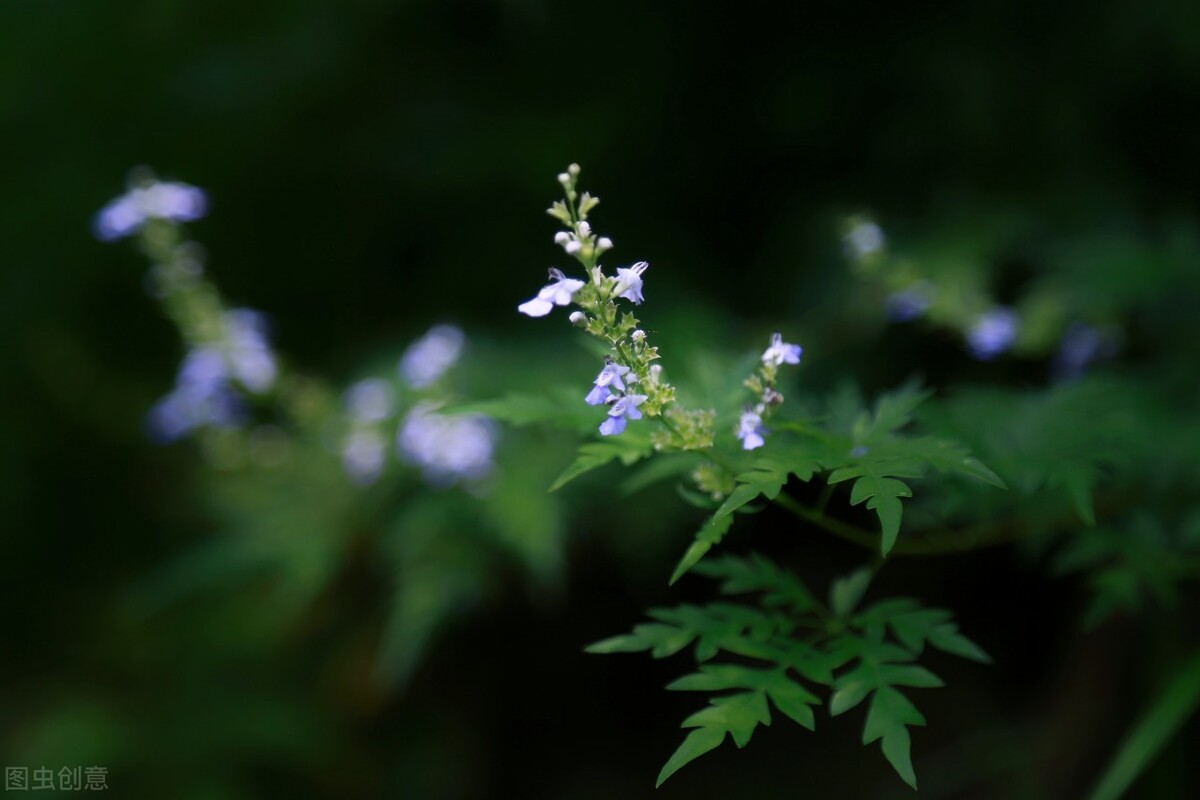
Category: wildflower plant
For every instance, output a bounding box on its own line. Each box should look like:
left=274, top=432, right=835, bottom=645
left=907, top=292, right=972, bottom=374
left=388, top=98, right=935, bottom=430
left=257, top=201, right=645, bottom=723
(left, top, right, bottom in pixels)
left=95, top=169, right=568, bottom=688
left=480, top=167, right=1200, bottom=791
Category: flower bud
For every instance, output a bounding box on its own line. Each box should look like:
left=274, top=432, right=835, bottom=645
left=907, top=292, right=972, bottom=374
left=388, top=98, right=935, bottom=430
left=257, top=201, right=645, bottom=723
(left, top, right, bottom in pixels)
left=648, top=364, right=663, bottom=382
left=554, top=231, right=570, bottom=245
left=565, top=241, right=582, bottom=255
left=568, top=163, right=581, bottom=177
left=557, top=172, right=571, bottom=185
left=569, top=311, right=588, bottom=327
left=631, top=329, right=646, bottom=343
left=577, top=221, right=591, bottom=238
left=596, top=236, right=613, bottom=252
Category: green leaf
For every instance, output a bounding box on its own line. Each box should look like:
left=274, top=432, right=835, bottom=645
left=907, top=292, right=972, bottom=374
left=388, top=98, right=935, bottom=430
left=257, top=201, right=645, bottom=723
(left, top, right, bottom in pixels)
left=1088, top=649, right=1200, bottom=800
left=681, top=690, right=772, bottom=748
left=829, top=465, right=913, bottom=556
left=585, top=622, right=695, bottom=658
left=655, top=727, right=724, bottom=788
left=693, top=554, right=818, bottom=613
left=670, top=515, right=735, bottom=585
left=926, top=623, right=992, bottom=663
left=549, top=438, right=653, bottom=491
left=862, top=687, right=926, bottom=789
left=831, top=568, right=873, bottom=617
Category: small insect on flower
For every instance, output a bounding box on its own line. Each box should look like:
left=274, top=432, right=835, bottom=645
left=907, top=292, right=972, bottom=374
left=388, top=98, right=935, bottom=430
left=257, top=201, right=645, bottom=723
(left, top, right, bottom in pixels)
left=518, top=268, right=587, bottom=318
left=736, top=407, right=766, bottom=450
left=613, top=261, right=649, bottom=305
left=599, top=394, right=647, bottom=436
left=761, top=332, right=802, bottom=367
left=585, top=357, right=631, bottom=405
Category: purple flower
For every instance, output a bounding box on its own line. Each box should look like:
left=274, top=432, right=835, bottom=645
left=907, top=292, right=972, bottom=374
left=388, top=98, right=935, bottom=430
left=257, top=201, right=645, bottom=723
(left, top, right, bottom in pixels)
left=93, top=180, right=208, bottom=241
left=761, top=332, right=802, bottom=367
left=736, top=408, right=766, bottom=450
left=585, top=360, right=631, bottom=405
left=518, top=268, right=586, bottom=318
left=398, top=403, right=495, bottom=485
left=146, top=347, right=242, bottom=443
left=967, top=306, right=1019, bottom=361
left=599, top=394, right=647, bottom=436
left=399, top=324, right=464, bottom=388
left=343, top=378, right=395, bottom=424
left=886, top=281, right=935, bottom=322
left=1053, top=322, right=1118, bottom=381
left=613, top=261, right=649, bottom=304
left=224, top=309, right=277, bottom=393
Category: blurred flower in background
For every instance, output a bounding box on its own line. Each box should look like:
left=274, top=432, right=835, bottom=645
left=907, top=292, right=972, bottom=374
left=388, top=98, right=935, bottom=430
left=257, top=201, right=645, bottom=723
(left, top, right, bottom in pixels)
left=967, top=306, right=1020, bottom=361
left=398, top=402, right=495, bottom=485
left=92, top=176, right=207, bottom=241
left=399, top=324, right=465, bottom=388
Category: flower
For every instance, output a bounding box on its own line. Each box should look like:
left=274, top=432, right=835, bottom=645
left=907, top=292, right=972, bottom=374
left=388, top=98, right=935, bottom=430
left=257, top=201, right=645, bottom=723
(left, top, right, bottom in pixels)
left=967, top=306, right=1019, bottom=361
left=342, top=428, right=388, bottom=486
left=1053, top=322, right=1118, bottom=381
left=843, top=219, right=886, bottom=260
left=399, top=324, right=465, bottom=388
left=599, top=394, right=647, bottom=436
left=886, top=281, right=935, bottom=322
left=518, top=268, right=586, bottom=317
left=343, top=378, right=395, bottom=424
left=736, top=408, right=766, bottom=450
left=224, top=309, right=277, bottom=393
left=613, top=261, right=649, bottom=304
left=585, top=360, right=631, bottom=405
left=761, top=332, right=802, bottom=366
left=398, top=403, right=495, bottom=485
left=94, top=179, right=208, bottom=241
left=146, top=347, right=241, bottom=443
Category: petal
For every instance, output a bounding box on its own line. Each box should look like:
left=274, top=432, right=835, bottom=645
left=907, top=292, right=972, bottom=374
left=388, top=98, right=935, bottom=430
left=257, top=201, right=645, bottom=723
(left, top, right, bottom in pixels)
left=742, top=432, right=765, bottom=450
left=585, top=385, right=610, bottom=406
left=518, top=297, right=554, bottom=317
left=625, top=404, right=642, bottom=421
left=599, top=415, right=626, bottom=436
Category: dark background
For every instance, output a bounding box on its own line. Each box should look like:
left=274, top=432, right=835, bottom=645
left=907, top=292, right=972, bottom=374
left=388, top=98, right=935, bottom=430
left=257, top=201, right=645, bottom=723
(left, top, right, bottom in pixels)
left=3, top=1, right=1199, bottom=797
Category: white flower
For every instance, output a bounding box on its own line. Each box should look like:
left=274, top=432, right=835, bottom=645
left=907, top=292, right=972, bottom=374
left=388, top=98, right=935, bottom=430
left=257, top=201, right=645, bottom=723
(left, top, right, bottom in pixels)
left=613, top=261, right=649, bottom=304
left=843, top=219, right=886, bottom=260
left=761, top=332, right=802, bottom=367
left=518, top=268, right=586, bottom=318
left=737, top=408, right=766, bottom=450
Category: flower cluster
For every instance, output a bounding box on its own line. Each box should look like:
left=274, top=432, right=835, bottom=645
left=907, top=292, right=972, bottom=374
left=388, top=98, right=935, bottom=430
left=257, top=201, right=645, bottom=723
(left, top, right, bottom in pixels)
left=147, top=309, right=278, bottom=443
left=739, top=332, right=803, bottom=450
left=339, top=325, right=496, bottom=487
left=94, top=174, right=207, bottom=242
left=518, top=165, right=695, bottom=443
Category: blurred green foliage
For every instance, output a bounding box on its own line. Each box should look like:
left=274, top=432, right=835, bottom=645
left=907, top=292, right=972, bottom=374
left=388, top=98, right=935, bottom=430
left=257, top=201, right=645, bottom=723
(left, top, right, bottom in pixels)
left=2, top=1, right=1200, bottom=798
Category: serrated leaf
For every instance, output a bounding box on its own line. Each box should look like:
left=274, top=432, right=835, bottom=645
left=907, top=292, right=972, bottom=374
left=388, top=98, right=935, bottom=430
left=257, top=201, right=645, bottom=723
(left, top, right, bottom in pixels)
left=879, top=664, right=944, bottom=688
left=584, top=621, right=696, bottom=658
left=764, top=674, right=821, bottom=730
left=830, top=677, right=872, bottom=716
left=549, top=438, right=653, bottom=491
left=862, top=687, right=925, bottom=788
left=927, top=623, right=992, bottom=663
left=830, top=465, right=913, bottom=555
left=881, top=727, right=918, bottom=789
left=681, top=691, right=771, bottom=748
left=831, top=568, right=873, bottom=617
left=655, top=727, right=724, bottom=788
left=693, top=554, right=817, bottom=613
left=670, top=515, right=735, bottom=585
